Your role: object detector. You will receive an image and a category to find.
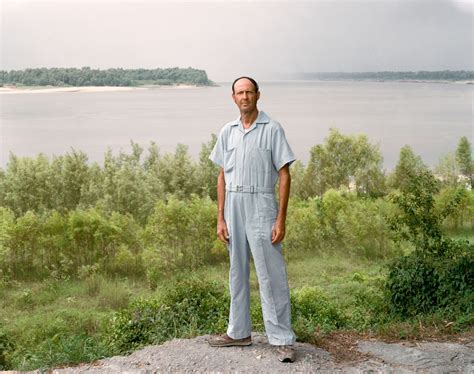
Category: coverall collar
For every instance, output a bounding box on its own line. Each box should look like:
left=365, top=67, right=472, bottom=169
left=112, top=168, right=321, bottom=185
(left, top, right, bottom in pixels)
left=231, top=111, right=270, bottom=134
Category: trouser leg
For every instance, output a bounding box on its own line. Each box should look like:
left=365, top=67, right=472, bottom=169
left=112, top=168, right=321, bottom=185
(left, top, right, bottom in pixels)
left=226, top=193, right=252, bottom=339
left=247, top=196, right=296, bottom=346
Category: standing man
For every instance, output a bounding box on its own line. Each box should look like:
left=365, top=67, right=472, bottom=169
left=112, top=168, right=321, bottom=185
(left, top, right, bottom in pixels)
left=208, top=77, right=297, bottom=363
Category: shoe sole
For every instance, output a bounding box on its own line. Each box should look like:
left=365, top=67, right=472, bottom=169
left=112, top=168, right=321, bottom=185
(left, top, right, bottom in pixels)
left=208, top=341, right=252, bottom=347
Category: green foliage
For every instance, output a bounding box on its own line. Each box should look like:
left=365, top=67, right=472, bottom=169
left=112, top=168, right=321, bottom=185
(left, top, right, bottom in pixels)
left=456, top=136, right=473, bottom=188
left=387, top=151, right=444, bottom=254
left=436, top=187, right=471, bottom=230
left=290, top=287, right=346, bottom=341
left=0, top=67, right=213, bottom=87
left=285, top=191, right=397, bottom=259
left=435, top=152, right=460, bottom=187
left=386, top=148, right=473, bottom=317
left=386, top=242, right=473, bottom=317
left=301, top=129, right=385, bottom=198
left=0, top=208, right=143, bottom=279
left=143, top=195, right=224, bottom=276
left=157, top=144, right=199, bottom=200
left=388, top=145, right=429, bottom=192
left=386, top=254, right=441, bottom=316
left=0, top=139, right=218, bottom=226
left=106, top=277, right=229, bottom=353
left=9, top=333, right=110, bottom=371
left=0, top=327, right=14, bottom=370
left=197, top=134, right=220, bottom=200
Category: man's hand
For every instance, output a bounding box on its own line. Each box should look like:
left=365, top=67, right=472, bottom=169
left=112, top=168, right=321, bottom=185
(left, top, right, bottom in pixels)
left=271, top=217, right=286, bottom=244
left=217, top=217, right=229, bottom=244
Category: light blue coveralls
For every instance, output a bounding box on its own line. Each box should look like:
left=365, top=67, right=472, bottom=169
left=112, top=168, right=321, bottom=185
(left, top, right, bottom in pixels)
left=209, top=111, right=296, bottom=346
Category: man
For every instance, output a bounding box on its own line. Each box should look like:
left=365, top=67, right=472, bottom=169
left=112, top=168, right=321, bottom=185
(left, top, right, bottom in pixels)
left=208, top=76, right=297, bottom=363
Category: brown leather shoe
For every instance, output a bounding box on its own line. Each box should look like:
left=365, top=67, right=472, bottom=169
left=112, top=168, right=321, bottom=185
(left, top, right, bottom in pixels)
left=208, top=333, right=252, bottom=347
left=277, top=345, right=296, bottom=362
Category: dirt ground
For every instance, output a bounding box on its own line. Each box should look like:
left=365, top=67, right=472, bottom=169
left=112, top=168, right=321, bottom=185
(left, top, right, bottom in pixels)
left=25, top=331, right=474, bottom=373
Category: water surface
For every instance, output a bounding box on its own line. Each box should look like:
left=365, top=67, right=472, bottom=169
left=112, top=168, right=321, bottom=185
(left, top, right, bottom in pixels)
left=1, top=81, right=472, bottom=170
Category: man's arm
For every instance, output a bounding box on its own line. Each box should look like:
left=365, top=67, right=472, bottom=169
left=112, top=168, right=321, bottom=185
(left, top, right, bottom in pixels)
left=272, top=164, right=291, bottom=244
left=216, top=168, right=229, bottom=244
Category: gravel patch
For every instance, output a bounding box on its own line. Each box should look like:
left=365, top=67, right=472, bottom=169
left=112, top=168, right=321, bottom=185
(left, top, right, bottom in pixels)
left=28, top=332, right=473, bottom=373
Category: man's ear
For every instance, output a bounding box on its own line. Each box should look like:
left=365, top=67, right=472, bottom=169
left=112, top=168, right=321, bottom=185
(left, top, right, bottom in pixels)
left=256, top=91, right=260, bottom=101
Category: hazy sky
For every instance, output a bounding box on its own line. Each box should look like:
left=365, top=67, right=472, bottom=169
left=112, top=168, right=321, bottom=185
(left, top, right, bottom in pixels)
left=1, top=0, right=472, bottom=81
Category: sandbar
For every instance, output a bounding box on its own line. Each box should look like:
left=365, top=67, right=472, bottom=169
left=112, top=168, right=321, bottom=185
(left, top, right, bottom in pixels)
left=0, top=84, right=201, bottom=94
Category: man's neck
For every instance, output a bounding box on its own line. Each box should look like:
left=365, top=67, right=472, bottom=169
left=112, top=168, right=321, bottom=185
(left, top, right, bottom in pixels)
left=240, top=109, right=259, bottom=129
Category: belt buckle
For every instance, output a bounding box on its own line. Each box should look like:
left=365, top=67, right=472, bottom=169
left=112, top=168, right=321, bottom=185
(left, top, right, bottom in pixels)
left=250, top=186, right=254, bottom=193
left=236, top=185, right=243, bottom=192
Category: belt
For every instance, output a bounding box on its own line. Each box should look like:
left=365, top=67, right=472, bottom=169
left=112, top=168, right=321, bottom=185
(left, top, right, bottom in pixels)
left=226, top=185, right=274, bottom=193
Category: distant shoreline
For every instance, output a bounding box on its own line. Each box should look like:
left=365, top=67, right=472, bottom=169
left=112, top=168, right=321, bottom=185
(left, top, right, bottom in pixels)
left=1, top=80, right=471, bottom=95
left=0, top=84, right=204, bottom=94
left=268, top=79, right=474, bottom=85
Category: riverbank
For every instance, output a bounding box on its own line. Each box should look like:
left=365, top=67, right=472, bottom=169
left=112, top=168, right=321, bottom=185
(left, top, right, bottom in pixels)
left=0, top=84, right=202, bottom=94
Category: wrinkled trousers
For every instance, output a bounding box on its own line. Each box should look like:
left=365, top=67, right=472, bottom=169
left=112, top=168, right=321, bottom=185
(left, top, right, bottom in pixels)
left=225, top=191, right=296, bottom=345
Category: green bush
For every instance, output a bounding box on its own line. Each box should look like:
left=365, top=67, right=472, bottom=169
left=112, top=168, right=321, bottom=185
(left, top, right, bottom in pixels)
left=8, top=333, right=110, bottom=371
left=290, top=286, right=346, bottom=342
left=143, top=195, right=223, bottom=276
left=347, top=283, right=390, bottom=329
left=386, top=253, right=440, bottom=316
left=106, top=277, right=229, bottom=353
left=386, top=240, right=473, bottom=317
left=0, top=327, right=14, bottom=370
left=285, top=191, right=397, bottom=259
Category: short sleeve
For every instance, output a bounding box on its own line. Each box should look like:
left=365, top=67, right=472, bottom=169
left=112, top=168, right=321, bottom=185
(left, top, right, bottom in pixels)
left=209, top=130, right=225, bottom=168
left=272, top=124, right=296, bottom=171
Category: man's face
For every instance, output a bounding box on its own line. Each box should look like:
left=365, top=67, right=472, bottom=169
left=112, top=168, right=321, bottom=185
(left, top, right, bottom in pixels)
left=232, top=78, right=260, bottom=114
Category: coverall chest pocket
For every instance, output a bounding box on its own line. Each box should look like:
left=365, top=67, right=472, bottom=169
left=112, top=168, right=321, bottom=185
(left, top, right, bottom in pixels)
left=256, top=148, right=272, bottom=172
left=224, top=147, right=236, bottom=172
left=257, top=193, right=278, bottom=222
left=255, top=147, right=273, bottom=186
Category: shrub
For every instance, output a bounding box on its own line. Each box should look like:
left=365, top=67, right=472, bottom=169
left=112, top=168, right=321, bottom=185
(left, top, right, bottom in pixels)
left=386, top=253, right=440, bottom=316
left=106, top=277, right=229, bottom=353
left=0, top=327, right=14, bottom=370
left=386, top=158, right=473, bottom=318
left=8, top=333, right=110, bottom=371
left=285, top=191, right=397, bottom=259
left=102, top=244, right=144, bottom=278
left=143, top=195, right=222, bottom=276
left=290, top=286, right=346, bottom=342
left=386, top=240, right=474, bottom=317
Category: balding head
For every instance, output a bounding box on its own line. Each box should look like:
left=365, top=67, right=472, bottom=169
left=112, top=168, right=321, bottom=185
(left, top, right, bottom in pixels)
left=232, top=76, right=259, bottom=94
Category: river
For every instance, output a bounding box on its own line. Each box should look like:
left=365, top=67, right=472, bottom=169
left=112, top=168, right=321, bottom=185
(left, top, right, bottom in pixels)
left=1, top=81, right=472, bottom=170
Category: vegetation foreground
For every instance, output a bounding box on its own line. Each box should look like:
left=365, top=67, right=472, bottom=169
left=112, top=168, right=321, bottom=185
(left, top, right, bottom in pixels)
left=0, top=130, right=472, bottom=370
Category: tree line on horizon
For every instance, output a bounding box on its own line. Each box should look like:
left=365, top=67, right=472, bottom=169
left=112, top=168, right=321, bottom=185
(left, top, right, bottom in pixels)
left=296, top=70, right=474, bottom=81
left=0, top=67, right=213, bottom=87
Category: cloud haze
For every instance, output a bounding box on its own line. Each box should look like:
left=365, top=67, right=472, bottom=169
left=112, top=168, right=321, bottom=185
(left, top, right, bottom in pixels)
left=1, top=0, right=472, bottom=81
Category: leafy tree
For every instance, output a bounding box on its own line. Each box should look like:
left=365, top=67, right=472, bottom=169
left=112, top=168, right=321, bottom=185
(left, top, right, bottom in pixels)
left=436, top=187, right=470, bottom=229
left=2, top=153, right=54, bottom=215
left=288, top=160, right=306, bottom=199
left=456, top=136, right=473, bottom=188
left=157, top=144, right=199, bottom=200
left=385, top=157, right=473, bottom=317
left=388, top=145, right=427, bottom=192
left=435, top=152, right=460, bottom=187
left=304, top=129, right=385, bottom=197
left=197, top=134, right=219, bottom=200
left=100, top=142, right=153, bottom=224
